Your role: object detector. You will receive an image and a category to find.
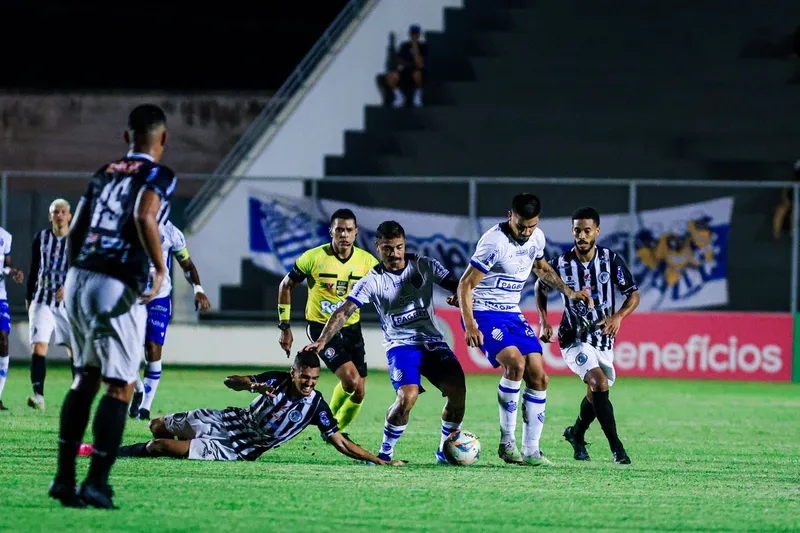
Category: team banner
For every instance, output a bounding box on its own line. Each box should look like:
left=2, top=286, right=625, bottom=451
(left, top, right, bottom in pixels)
left=248, top=189, right=733, bottom=311
left=434, top=309, right=794, bottom=382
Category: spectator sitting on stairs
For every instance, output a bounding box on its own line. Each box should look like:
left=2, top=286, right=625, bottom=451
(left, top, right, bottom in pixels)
left=385, top=24, right=428, bottom=108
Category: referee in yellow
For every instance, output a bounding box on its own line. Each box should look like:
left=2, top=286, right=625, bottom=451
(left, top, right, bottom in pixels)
left=277, top=209, right=378, bottom=435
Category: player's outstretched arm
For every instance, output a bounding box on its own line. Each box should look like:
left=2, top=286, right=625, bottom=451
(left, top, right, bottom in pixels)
left=304, top=300, right=358, bottom=353
left=328, top=431, right=406, bottom=466
left=277, top=274, right=298, bottom=355
left=533, top=280, right=554, bottom=343
left=533, top=258, right=593, bottom=309
left=177, top=254, right=211, bottom=312
left=457, top=265, right=485, bottom=347
left=135, top=190, right=166, bottom=303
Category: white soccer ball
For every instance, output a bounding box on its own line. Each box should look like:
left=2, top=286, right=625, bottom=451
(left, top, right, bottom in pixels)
left=442, top=430, right=481, bottom=466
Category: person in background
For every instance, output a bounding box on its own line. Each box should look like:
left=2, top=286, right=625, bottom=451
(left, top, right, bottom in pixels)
left=385, top=24, right=428, bottom=108
left=772, top=159, right=800, bottom=240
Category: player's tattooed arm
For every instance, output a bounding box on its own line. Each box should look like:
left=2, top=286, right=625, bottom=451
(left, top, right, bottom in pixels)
left=310, top=300, right=358, bottom=349
left=532, top=258, right=593, bottom=309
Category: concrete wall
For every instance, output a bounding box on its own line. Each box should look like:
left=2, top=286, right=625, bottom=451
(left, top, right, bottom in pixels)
left=0, top=92, right=269, bottom=179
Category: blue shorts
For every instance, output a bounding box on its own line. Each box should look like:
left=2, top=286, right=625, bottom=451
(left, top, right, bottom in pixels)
left=386, top=342, right=464, bottom=395
left=0, top=300, right=9, bottom=333
left=145, top=296, right=172, bottom=345
left=469, top=311, right=543, bottom=368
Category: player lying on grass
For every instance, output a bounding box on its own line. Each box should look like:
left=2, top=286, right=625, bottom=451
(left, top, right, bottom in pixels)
left=108, top=350, right=405, bottom=465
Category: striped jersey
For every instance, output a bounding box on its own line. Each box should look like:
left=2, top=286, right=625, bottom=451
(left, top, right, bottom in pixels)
left=74, top=152, right=177, bottom=292
left=347, top=254, right=451, bottom=349
left=220, top=371, right=338, bottom=461
left=547, top=246, right=638, bottom=351
left=0, top=227, right=12, bottom=301
left=145, top=221, right=189, bottom=299
left=469, top=223, right=546, bottom=313
left=27, top=229, right=69, bottom=307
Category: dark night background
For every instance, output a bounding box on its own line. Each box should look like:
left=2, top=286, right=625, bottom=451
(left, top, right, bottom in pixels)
left=0, top=1, right=350, bottom=92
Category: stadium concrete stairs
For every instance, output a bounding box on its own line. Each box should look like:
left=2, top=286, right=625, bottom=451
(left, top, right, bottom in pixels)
left=325, top=0, right=800, bottom=181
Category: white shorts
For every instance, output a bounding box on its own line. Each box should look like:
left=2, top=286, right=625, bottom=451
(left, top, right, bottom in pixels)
left=561, top=342, right=616, bottom=386
left=163, top=409, right=239, bottom=461
left=29, top=302, right=70, bottom=347
left=65, top=268, right=147, bottom=383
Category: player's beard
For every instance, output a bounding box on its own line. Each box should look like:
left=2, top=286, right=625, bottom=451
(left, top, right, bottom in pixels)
left=575, top=239, right=595, bottom=253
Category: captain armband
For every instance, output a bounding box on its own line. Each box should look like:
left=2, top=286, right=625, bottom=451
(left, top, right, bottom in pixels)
left=174, top=248, right=190, bottom=262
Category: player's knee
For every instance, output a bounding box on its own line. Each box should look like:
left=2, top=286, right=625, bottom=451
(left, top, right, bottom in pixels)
left=396, top=390, right=419, bottom=414
left=587, top=374, right=609, bottom=393
left=340, top=372, right=361, bottom=394
left=145, top=342, right=163, bottom=362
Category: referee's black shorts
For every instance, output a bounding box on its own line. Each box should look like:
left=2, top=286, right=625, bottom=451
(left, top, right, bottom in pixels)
left=306, top=321, right=368, bottom=378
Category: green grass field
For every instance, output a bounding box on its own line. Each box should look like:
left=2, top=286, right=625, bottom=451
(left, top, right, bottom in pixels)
left=1, top=364, right=799, bottom=532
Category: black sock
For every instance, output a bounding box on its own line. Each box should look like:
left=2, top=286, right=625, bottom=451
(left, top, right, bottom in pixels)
left=573, top=396, right=595, bottom=441
left=86, top=396, right=128, bottom=486
left=31, top=354, right=46, bottom=396
left=591, top=390, right=624, bottom=453
left=118, top=442, right=150, bottom=458
left=55, top=389, right=95, bottom=485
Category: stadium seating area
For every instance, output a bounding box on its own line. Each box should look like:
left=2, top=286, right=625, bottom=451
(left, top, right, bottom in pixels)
left=215, top=0, right=800, bottom=318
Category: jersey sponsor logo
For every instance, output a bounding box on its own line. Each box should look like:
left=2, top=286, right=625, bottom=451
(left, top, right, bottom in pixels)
left=107, top=160, right=143, bottom=174
left=617, top=266, right=626, bottom=286
left=336, top=280, right=349, bottom=297
left=391, top=307, right=430, bottom=327
left=320, top=300, right=345, bottom=315
left=495, top=277, right=525, bottom=292
left=598, top=271, right=610, bottom=284
left=482, top=301, right=517, bottom=311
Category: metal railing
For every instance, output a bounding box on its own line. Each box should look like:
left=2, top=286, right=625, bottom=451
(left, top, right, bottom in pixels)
left=184, top=0, right=373, bottom=226
left=1, top=173, right=798, bottom=314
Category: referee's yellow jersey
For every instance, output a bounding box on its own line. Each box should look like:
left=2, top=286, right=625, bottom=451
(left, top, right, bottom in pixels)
left=288, top=244, right=378, bottom=326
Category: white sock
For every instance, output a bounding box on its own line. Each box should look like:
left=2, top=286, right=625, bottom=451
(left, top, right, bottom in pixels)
left=135, top=375, right=145, bottom=393
left=379, top=421, right=407, bottom=459
left=522, top=388, right=547, bottom=457
left=0, top=355, right=9, bottom=400
left=440, top=420, right=462, bottom=451
left=140, top=360, right=162, bottom=411
left=497, top=377, right=522, bottom=445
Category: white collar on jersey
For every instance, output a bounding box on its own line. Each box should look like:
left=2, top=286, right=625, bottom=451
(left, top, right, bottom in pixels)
left=126, top=151, right=155, bottom=162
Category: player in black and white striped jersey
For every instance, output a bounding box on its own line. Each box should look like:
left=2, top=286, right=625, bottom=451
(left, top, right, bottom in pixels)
left=115, top=350, right=405, bottom=466
left=534, top=207, right=639, bottom=465
left=25, top=198, right=73, bottom=411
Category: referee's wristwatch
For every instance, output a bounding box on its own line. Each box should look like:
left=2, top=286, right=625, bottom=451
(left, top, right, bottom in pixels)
left=278, top=322, right=291, bottom=331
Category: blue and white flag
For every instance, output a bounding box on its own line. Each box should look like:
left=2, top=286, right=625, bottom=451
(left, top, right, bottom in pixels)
left=248, top=190, right=734, bottom=311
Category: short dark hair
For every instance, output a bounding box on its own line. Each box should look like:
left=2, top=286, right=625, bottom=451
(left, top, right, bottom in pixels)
left=571, top=206, right=600, bottom=226
left=128, top=104, right=166, bottom=135
left=293, top=350, right=321, bottom=370
left=375, top=220, right=405, bottom=240
left=511, top=193, right=542, bottom=219
left=330, top=208, right=357, bottom=227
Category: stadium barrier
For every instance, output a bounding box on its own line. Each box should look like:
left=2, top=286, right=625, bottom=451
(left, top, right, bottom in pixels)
left=12, top=310, right=797, bottom=383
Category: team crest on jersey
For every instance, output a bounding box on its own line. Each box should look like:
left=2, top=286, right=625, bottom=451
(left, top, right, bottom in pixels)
left=336, top=280, right=349, bottom=297
left=160, top=235, right=165, bottom=244
left=598, top=271, right=610, bottom=284
left=527, top=247, right=538, bottom=259
left=319, top=411, right=331, bottom=427
left=288, top=410, right=303, bottom=423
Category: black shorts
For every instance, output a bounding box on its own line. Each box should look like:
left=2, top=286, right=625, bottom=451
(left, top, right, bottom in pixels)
left=306, top=322, right=368, bottom=378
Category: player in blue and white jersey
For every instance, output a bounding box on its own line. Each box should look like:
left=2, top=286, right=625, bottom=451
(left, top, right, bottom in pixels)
left=458, top=193, right=593, bottom=466
left=0, top=226, right=26, bottom=412
left=305, top=221, right=466, bottom=464
left=129, top=220, right=211, bottom=421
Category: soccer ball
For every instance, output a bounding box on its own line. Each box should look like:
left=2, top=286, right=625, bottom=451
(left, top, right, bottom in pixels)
left=442, top=430, right=481, bottom=466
